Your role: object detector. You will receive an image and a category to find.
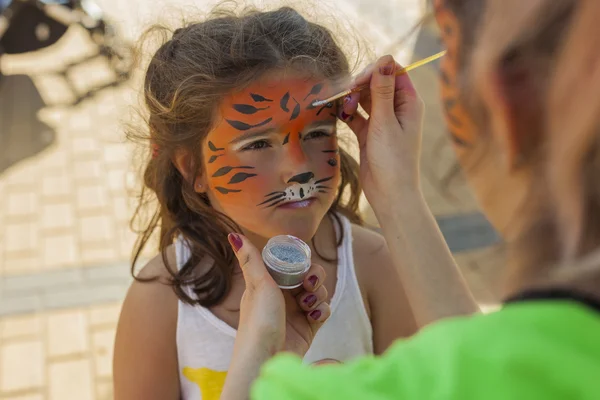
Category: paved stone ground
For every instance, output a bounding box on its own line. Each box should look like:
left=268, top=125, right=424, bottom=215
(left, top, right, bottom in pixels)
left=0, top=1, right=503, bottom=398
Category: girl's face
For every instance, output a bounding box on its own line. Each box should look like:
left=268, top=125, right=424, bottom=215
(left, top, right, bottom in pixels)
left=201, top=73, right=341, bottom=242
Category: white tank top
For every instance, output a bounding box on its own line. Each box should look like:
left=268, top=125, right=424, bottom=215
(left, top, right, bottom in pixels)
left=175, top=214, right=373, bottom=400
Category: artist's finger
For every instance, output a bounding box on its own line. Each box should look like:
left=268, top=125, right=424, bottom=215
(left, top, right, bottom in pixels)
left=228, top=233, right=269, bottom=289
left=307, top=301, right=331, bottom=326
left=369, top=55, right=398, bottom=122
left=302, top=263, right=326, bottom=292
left=297, top=285, right=328, bottom=312
left=393, top=66, right=422, bottom=118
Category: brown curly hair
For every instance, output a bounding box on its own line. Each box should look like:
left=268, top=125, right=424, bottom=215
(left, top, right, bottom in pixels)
left=128, top=5, right=362, bottom=307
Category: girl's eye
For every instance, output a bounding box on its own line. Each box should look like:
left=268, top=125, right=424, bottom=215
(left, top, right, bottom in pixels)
left=242, top=140, right=272, bottom=151
left=303, top=130, right=331, bottom=140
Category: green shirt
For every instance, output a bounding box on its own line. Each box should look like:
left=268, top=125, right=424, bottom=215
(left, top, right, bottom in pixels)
left=252, top=301, right=600, bottom=399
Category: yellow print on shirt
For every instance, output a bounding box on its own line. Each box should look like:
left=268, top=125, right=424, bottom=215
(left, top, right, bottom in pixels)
left=183, top=367, right=227, bottom=400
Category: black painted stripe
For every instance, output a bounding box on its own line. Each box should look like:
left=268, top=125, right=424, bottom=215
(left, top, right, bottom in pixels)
left=212, top=166, right=254, bottom=178
left=250, top=93, right=273, bottom=102
left=226, top=118, right=273, bottom=131
left=215, top=187, right=242, bottom=194
left=233, top=104, right=269, bottom=114
left=208, top=141, right=224, bottom=152
left=257, top=193, right=286, bottom=206
left=280, top=92, right=290, bottom=112
left=265, top=198, right=286, bottom=208
left=229, top=172, right=258, bottom=184
left=303, top=83, right=323, bottom=101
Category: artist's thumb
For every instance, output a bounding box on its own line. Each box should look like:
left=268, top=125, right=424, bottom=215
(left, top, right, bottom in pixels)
left=369, top=55, right=398, bottom=122
left=227, top=233, right=266, bottom=289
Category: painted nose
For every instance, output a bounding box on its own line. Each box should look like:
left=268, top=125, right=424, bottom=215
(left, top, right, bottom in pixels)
left=287, top=172, right=314, bottom=184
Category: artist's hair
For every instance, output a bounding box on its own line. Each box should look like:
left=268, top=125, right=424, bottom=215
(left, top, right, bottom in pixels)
left=128, top=6, right=362, bottom=306
left=443, top=0, right=600, bottom=292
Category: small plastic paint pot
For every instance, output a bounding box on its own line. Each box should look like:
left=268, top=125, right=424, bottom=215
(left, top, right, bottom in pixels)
left=262, top=235, right=311, bottom=289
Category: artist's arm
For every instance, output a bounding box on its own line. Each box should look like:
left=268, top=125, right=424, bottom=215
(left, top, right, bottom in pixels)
left=221, top=234, right=331, bottom=400
left=341, top=55, right=479, bottom=326
left=353, top=225, right=418, bottom=353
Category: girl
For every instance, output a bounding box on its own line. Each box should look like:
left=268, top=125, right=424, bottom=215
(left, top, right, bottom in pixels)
left=223, top=0, right=600, bottom=399
left=114, top=6, right=451, bottom=400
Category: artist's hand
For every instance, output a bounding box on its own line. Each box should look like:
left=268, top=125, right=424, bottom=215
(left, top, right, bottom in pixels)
left=339, top=55, right=425, bottom=212
left=227, top=233, right=331, bottom=358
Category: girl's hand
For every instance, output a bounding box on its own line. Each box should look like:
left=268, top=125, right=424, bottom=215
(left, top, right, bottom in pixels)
left=339, top=55, right=425, bottom=212
left=227, top=233, right=331, bottom=357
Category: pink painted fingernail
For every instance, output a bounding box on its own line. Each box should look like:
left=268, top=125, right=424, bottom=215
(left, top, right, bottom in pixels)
left=304, top=294, right=317, bottom=308
left=228, top=233, right=243, bottom=252
left=343, top=95, right=351, bottom=104
left=309, top=309, right=322, bottom=320
left=308, top=275, right=319, bottom=288
left=339, top=111, right=351, bottom=121
left=380, top=61, right=395, bottom=76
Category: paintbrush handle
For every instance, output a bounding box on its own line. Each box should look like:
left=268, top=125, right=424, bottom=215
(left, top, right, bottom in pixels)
left=351, top=50, right=447, bottom=94
left=312, top=50, right=447, bottom=106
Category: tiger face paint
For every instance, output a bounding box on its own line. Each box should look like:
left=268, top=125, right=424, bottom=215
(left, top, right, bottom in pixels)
left=434, top=0, right=478, bottom=148
left=203, top=74, right=341, bottom=241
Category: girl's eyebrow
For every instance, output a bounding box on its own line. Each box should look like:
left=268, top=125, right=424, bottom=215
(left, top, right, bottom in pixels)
left=229, top=128, right=277, bottom=145
left=304, top=121, right=336, bottom=131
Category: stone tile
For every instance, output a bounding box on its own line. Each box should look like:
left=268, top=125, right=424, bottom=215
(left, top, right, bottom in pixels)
left=5, top=163, right=38, bottom=187
left=4, top=223, right=39, bottom=253
left=41, top=203, right=75, bottom=230
left=79, top=216, right=113, bottom=244
left=6, top=191, right=38, bottom=218
left=72, top=136, right=99, bottom=156
left=73, top=159, right=103, bottom=182
left=103, top=143, right=129, bottom=166
left=0, top=314, right=42, bottom=340
left=42, top=283, right=129, bottom=310
left=89, top=303, right=121, bottom=327
left=76, top=185, right=109, bottom=212
left=96, top=380, right=114, bottom=400
left=0, top=295, right=42, bottom=316
left=68, top=112, right=92, bottom=132
left=41, top=174, right=72, bottom=199
left=3, top=268, right=82, bottom=293
left=1, top=393, right=44, bottom=400
left=107, top=169, right=126, bottom=192
left=113, top=195, right=131, bottom=222
left=48, top=359, right=94, bottom=400
left=92, top=329, right=116, bottom=378
left=0, top=341, right=45, bottom=392
left=47, top=310, right=88, bottom=357
left=42, top=233, right=79, bottom=269
left=81, top=244, right=118, bottom=266
left=1, top=255, right=41, bottom=276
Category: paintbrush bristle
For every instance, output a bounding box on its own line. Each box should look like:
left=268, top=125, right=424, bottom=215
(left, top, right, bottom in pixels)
left=311, top=99, right=329, bottom=107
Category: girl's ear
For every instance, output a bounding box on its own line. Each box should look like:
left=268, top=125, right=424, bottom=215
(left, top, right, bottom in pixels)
left=173, top=149, right=207, bottom=193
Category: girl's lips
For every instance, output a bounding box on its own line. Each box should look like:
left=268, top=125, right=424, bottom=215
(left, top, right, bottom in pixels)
left=277, top=197, right=316, bottom=209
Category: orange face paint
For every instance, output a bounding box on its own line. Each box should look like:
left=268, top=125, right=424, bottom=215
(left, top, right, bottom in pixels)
left=203, top=75, right=341, bottom=239
left=435, top=0, right=478, bottom=148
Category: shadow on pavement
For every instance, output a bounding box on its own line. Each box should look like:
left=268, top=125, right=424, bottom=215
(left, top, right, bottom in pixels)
left=0, top=73, right=55, bottom=175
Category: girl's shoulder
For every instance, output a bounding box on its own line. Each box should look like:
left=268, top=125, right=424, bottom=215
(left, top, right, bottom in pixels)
left=349, top=223, right=389, bottom=270
left=113, top=245, right=180, bottom=397
left=121, top=244, right=179, bottom=324
left=348, top=223, right=391, bottom=302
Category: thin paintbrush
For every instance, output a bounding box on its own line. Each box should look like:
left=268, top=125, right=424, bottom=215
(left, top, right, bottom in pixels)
left=311, top=50, right=447, bottom=107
